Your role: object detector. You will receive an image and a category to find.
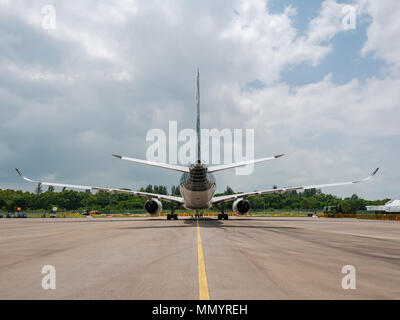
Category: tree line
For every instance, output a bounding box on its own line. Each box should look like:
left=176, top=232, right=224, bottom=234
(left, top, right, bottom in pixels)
left=0, top=184, right=388, bottom=213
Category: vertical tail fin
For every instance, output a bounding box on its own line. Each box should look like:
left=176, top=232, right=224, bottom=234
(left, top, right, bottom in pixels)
left=196, top=68, right=201, bottom=164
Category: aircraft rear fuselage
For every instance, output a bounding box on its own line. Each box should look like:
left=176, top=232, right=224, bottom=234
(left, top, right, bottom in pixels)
left=179, top=163, right=216, bottom=209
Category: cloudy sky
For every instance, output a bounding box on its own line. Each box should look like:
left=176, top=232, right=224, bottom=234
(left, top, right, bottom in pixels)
left=1, top=0, right=399, bottom=200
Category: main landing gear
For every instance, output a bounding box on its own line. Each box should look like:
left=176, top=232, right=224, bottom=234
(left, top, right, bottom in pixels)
left=218, top=213, right=229, bottom=220
left=167, top=205, right=179, bottom=220
left=167, top=213, right=178, bottom=220
left=217, top=205, right=229, bottom=220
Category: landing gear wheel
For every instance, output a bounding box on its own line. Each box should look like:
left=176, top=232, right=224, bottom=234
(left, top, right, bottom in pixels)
left=224, top=214, right=229, bottom=220
left=173, top=214, right=178, bottom=220
left=217, top=214, right=222, bottom=220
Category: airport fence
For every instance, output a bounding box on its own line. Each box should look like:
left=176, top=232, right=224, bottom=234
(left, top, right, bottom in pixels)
left=318, top=213, right=400, bottom=220
left=251, top=209, right=316, bottom=216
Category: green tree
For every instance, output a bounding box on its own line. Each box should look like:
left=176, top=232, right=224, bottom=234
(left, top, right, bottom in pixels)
left=341, top=201, right=351, bottom=213
left=224, top=186, right=234, bottom=195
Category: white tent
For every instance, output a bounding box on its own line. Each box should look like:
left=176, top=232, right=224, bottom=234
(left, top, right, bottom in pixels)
left=366, top=199, right=400, bottom=212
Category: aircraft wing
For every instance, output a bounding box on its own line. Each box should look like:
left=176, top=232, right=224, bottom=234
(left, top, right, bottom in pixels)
left=211, top=168, right=379, bottom=205
left=207, top=154, right=284, bottom=173
left=15, top=169, right=185, bottom=204
left=112, top=155, right=190, bottom=173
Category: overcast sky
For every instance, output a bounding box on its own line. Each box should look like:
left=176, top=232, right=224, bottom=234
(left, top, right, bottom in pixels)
left=1, top=0, right=399, bottom=200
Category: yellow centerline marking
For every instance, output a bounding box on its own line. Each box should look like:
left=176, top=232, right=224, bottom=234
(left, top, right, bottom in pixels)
left=0, top=221, right=135, bottom=242
left=197, top=219, right=210, bottom=300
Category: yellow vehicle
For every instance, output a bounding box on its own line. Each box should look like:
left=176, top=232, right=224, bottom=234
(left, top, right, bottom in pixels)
left=82, top=210, right=101, bottom=216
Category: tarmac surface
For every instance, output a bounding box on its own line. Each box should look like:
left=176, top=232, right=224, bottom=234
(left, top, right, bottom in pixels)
left=0, top=216, right=399, bottom=300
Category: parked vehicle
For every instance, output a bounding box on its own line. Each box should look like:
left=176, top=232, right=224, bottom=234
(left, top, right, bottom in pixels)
left=82, top=210, right=101, bottom=216
left=6, top=212, right=27, bottom=218
left=16, top=213, right=27, bottom=218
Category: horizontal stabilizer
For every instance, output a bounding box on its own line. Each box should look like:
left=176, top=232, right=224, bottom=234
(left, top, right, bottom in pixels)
left=112, top=155, right=190, bottom=173
left=207, top=154, right=284, bottom=173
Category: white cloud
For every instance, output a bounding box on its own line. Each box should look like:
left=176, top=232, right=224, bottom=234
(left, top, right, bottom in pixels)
left=305, top=0, right=346, bottom=44
left=358, top=0, right=400, bottom=69
left=219, top=0, right=332, bottom=83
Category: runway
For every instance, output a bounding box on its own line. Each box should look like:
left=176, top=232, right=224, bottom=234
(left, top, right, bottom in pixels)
left=0, top=217, right=399, bottom=299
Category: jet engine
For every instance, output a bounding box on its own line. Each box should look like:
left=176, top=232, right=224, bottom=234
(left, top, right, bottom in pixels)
left=144, top=199, right=162, bottom=215
left=232, top=199, right=251, bottom=215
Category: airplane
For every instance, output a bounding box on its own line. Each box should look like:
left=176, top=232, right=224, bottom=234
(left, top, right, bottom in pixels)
left=15, top=70, right=379, bottom=220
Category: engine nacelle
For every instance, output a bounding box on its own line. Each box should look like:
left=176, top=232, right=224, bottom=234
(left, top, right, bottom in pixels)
left=232, top=199, right=251, bottom=215
left=144, top=199, right=162, bottom=215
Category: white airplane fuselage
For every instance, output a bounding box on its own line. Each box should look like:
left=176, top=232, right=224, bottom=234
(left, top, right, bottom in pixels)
left=179, top=163, right=216, bottom=210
